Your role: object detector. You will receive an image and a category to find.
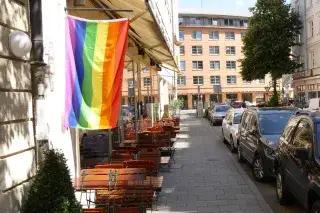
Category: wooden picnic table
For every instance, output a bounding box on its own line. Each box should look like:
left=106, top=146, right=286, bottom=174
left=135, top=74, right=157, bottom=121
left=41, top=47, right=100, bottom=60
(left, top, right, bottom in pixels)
left=80, top=168, right=146, bottom=176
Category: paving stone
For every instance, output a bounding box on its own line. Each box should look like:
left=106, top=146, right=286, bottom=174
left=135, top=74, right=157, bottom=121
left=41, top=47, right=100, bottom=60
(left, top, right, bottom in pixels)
left=155, top=111, right=273, bottom=213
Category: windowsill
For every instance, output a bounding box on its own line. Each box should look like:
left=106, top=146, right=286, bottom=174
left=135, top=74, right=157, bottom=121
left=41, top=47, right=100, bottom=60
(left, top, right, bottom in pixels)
left=193, top=84, right=204, bottom=86
left=227, top=83, right=237, bottom=85
left=191, top=54, right=203, bottom=56
left=225, top=39, right=235, bottom=41
left=209, top=54, right=220, bottom=56
left=191, top=39, right=202, bottom=41
left=226, top=54, right=236, bottom=56
left=227, top=69, right=236, bottom=71
left=192, top=69, right=203, bottom=71
left=209, top=39, right=219, bottom=41
left=210, top=69, right=220, bottom=71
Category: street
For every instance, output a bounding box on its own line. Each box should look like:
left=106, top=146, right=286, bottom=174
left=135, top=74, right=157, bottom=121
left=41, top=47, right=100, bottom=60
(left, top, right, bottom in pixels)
left=156, top=110, right=305, bottom=213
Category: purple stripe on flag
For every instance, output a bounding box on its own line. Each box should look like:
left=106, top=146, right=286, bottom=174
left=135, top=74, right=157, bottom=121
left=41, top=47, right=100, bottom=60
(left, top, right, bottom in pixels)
left=64, top=17, right=76, bottom=127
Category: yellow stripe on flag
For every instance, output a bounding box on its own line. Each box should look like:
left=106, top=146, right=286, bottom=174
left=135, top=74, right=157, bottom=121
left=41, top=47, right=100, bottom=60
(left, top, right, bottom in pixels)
left=89, top=22, right=109, bottom=129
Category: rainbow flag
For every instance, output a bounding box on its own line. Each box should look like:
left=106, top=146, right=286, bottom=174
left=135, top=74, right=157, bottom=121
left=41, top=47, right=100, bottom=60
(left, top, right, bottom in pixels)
left=65, top=15, right=129, bottom=129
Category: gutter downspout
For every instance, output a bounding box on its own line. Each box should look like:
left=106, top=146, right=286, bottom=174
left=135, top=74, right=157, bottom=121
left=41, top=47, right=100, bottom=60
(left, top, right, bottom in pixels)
left=29, top=0, right=46, bottom=167
left=304, top=0, right=308, bottom=101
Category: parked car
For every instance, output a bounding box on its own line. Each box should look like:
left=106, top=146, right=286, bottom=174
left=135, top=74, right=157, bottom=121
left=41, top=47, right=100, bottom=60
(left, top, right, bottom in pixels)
left=237, top=107, right=297, bottom=181
left=209, top=105, right=231, bottom=126
left=274, top=111, right=320, bottom=212
left=222, top=108, right=244, bottom=152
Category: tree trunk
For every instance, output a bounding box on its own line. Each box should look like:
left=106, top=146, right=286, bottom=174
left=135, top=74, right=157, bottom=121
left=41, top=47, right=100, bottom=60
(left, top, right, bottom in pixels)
left=272, top=77, right=279, bottom=106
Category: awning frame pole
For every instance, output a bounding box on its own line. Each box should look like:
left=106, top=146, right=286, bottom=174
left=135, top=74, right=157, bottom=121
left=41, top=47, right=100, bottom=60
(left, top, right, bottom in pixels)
left=64, top=7, right=133, bottom=12
left=132, top=61, right=138, bottom=141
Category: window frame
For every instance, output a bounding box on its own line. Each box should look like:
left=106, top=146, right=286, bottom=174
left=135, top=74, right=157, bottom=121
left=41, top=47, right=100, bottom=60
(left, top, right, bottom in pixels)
left=209, top=31, right=219, bottom=40
left=209, top=46, right=220, bottom=55
left=193, top=76, right=204, bottom=85
left=227, top=75, right=237, bottom=84
left=191, top=46, right=203, bottom=55
left=225, top=32, right=235, bottom=40
left=179, top=30, right=184, bottom=41
left=177, top=76, right=186, bottom=86
left=226, top=61, right=236, bottom=70
left=180, top=46, right=185, bottom=55
left=192, top=61, right=203, bottom=70
left=210, top=76, right=221, bottom=85
left=210, top=61, right=220, bottom=70
left=226, top=46, right=236, bottom=55
left=143, top=77, right=151, bottom=87
left=191, top=30, right=202, bottom=40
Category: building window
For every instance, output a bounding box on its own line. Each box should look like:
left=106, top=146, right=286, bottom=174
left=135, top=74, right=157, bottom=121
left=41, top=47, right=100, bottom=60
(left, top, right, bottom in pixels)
left=224, top=19, right=235, bottom=26
left=193, top=76, right=204, bottom=85
left=243, top=79, right=251, bottom=84
left=143, top=77, right=151, bottom=86
left=210, top=61, right=220, bottom=70
left=210, top=76, right=220, bottom=85
left=179, top=30, right=184, bottom=40
left=227, top=76, right=237, bottom=84
left=226, top=46, right=236, bottom=55
left=177, top=76, right=186, bottom=86
left=259, top=78, right=265, bottom=84
left=191, top=46, right=203, bottom=55
left=225, top=32, right=235, bottom=40
left=191, top=30, right=202, bottom=40
left=226, top=61, right=236, bottom=70
left=209, top=31, right=219, bottom=40
left=309, top=20, right=314, bottom=37
left=241, top=32, right=246, bottom=39
left=128, top=78, right=134, bottom=88
left=180, top=61, right=186, bottom=70
left=180, top=46, right=185, bottom=55
left=240, top=20, right=248, bottom=27
left=208, top=18, right=219, bottom=26
left=143, top=68, right=149, bottom=73
left=209, top=46, right=220, bottom=55
left=192, top=61, right=203, bottom=70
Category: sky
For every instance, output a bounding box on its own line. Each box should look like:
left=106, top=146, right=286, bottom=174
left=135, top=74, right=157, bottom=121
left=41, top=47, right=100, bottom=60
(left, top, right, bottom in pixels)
left=179, top=0, right=291, bottom=16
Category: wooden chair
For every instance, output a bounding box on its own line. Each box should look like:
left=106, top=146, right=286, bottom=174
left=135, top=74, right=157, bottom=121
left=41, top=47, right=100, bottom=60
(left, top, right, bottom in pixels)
left=123, top=160, right=156, bottom=174
left=124, top=132, right=136, bottom=140
left=83, top=208, right=106, bottom=213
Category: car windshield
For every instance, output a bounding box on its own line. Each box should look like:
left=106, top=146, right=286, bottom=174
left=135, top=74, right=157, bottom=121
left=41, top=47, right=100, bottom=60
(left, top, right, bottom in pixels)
left=233, top=113, right=243, bottom=124
left=215, top=106, right=231, bottom=112
left=259, top=112, right=293, bottom=135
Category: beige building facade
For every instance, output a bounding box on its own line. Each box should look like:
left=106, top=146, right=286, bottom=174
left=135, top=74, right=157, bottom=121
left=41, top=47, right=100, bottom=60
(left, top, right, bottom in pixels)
left=0, top=0, right=35, bottom=212
left=178, top=11, right=272, bottom=109
left=292, top=0, right=320, bottom=103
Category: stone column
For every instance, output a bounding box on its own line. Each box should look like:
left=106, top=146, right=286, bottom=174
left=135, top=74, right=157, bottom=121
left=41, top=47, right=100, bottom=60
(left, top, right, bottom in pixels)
left=187, top=93, right=192, bottom=109
left=237, top=92, right=242, bottom=101
left=252, top=92, right=256, bottom=104
left=222, top=93, right=227, bottom=103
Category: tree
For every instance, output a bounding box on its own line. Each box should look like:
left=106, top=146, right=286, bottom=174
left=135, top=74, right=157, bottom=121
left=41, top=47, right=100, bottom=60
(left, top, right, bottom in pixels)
left=24, top=149, right=82, bottom=213
left=240, top=0, right=302, bottom=105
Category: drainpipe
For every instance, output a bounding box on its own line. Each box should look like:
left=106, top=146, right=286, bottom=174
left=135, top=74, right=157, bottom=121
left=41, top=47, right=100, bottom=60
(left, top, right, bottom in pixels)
left=29, top=0, right=47, bottom=166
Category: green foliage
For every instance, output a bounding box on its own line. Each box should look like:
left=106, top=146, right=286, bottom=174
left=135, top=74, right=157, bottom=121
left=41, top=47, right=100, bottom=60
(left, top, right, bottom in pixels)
left=24, top=149, right=82, bottom=213
left=268, top=94, right=280, bottom=107
left=169, top=99, right=184, bottom=115
left=240, top=0, right=302, bottom=93
left=153, top=103, right=160, bottom=120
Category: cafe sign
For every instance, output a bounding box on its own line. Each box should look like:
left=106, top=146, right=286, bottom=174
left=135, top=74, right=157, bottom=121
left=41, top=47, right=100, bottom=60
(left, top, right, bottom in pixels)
left=292, top=71, right=305, bottom=80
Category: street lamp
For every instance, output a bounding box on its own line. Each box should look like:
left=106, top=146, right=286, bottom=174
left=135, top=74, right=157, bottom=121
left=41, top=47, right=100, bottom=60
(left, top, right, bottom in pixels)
left=265, top=86, right=270, bottom=102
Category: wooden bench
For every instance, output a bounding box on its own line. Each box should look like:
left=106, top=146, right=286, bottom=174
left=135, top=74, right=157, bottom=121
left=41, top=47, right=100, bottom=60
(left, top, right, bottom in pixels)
left=81, top=168, right=146, bottom=176
left=83, top=206, right=147, bottom=213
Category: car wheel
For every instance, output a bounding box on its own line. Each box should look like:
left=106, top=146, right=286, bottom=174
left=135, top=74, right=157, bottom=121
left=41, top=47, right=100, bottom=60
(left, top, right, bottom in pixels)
left=230, top=136, right=236, bottom=153
left=237, top=144, right=244, bottom=163
left=311, top=200, right=320, bottom=213
left=253, top=155, right=266, bottom=182
left=276, top=167, right=291, bottom=205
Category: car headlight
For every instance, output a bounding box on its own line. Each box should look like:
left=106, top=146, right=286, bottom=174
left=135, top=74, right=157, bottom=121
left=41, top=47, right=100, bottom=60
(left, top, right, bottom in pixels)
left=264, top=147, right=275, bottom=157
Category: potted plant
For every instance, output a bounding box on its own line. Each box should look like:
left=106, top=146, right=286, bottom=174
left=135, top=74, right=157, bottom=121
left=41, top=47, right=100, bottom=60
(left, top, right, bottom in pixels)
left=24, top=149, right=82, bottom=213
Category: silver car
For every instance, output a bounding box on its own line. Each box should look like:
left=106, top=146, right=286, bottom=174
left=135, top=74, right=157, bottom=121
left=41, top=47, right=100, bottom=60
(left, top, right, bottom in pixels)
left=210, top=105, right=231, bottom=126
left=221, top=108, right=244, bottom=152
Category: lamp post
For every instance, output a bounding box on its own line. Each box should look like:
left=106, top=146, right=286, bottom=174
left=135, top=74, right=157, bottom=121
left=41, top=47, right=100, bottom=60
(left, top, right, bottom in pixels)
left=265, top=86, right=271, bottom=102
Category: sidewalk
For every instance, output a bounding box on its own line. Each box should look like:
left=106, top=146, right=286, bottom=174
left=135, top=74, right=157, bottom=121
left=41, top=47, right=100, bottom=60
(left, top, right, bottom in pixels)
left=154, top=110, right=274, bottom=213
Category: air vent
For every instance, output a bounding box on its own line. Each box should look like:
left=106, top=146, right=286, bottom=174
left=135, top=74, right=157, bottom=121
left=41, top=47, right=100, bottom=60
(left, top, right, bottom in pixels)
left=74, top=0, right=85, bottom=6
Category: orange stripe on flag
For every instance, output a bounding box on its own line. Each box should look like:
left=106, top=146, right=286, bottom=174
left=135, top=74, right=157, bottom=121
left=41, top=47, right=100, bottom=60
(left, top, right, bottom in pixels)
left=99, top=21, right=120, bottom=128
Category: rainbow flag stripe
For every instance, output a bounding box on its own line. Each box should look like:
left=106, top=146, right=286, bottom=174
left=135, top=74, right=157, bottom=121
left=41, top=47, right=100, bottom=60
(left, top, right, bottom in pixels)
left=65, top=15, right=129, bottom=129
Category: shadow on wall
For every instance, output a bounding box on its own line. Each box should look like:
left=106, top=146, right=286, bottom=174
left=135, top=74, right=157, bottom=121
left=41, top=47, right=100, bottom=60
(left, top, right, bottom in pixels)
left=0, top=2, right=35, bottom=212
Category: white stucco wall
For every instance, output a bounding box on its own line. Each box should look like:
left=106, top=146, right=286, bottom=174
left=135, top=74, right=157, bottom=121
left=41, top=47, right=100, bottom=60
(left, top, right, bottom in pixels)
left=41, top=0, right=78, bottom=178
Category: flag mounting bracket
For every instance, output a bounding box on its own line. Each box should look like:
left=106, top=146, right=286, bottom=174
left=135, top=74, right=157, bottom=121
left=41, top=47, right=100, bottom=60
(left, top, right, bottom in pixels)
left=64, top=7, right=133, bottom=12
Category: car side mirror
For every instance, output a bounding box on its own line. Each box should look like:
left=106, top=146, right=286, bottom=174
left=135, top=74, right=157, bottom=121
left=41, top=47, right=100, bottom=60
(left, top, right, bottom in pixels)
left=227, top=121, right=232, bottom=125
left=294, top=148, right=310, bottom=160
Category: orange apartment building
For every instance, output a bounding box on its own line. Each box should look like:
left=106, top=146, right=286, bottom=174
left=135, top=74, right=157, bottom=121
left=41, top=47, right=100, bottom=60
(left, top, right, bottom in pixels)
left=121, top=67, right=161, bottom=106
left=178, top=11, right=272, bottom=109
